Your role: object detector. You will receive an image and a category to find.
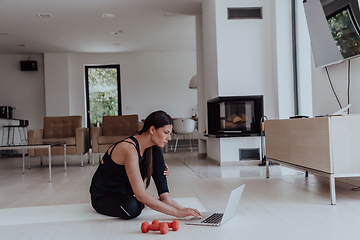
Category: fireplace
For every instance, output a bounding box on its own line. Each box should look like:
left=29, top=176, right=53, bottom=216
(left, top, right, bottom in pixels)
left=207, top=95, right=264, bottom=137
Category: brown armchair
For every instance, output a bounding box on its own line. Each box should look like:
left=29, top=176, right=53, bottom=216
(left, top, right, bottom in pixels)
left=27, top=116, right=90, bottom=166
left=91, top=115, right=139, bottom=157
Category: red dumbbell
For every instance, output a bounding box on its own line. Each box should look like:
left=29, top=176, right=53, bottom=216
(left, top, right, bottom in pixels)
left=148, top=219, right=179, bottom=231
left=151, top=219, right=160, bottom=225
left=141, top=221, right=168, bottom=234
left=161, top=220, right=180, bottom=231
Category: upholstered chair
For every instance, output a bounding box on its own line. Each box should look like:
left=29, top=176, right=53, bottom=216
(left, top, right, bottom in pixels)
left=91, top=114, right=139, bottom=160
left=27, top=116, right=90, bottom=166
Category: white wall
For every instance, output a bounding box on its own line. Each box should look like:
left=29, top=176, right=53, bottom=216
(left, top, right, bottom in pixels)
left=0, top=54, right=45, bottom=132
left=195, top=15, right=208, bottom=154
left=45, top=51, right=198, bottom=126
left=44, top=53, right=70, bottom=116
left=202, top=0, right=219, bottom=101
left=311, top=57, right=360, bottom=116
left=210, top=0, right=279, bottom=119
left=273, top=0, right=294, bottom=119
left=216, top=0, right=274, bottom=96
left=220, top=137, right=262, bottom=164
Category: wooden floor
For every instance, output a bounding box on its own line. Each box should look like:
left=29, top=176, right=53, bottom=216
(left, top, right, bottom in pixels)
left=1, top=150, right=360, bottom=240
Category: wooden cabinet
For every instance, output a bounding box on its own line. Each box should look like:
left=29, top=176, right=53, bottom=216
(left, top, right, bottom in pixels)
left=265, top=116, right=360, bottom=205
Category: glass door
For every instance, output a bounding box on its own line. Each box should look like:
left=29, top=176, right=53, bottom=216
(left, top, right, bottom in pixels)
left=85, top=65, right=121, bottom=145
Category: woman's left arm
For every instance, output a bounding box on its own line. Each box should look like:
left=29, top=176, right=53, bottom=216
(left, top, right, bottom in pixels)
left=152, top=146, right=183, bottom=209
left=151, top=146, right=200, bottom=217
left=152, top=146, right=170, bottom=195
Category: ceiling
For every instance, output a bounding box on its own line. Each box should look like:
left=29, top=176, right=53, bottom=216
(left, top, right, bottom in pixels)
left=0, top=0, right=202, bottom=54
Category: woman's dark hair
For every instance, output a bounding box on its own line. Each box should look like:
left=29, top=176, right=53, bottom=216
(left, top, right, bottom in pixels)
left=138, top=110, right=173, bottom=188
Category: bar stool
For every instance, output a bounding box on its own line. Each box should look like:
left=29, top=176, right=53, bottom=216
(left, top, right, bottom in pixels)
left=1, top=120, right=29, bottom=146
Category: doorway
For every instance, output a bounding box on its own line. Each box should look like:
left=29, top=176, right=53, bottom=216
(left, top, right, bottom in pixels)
left=85, top=65, right=121, bottom=145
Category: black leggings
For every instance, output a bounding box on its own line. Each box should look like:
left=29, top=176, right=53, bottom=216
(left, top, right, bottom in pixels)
left=92, top=193, right=144, bottom=219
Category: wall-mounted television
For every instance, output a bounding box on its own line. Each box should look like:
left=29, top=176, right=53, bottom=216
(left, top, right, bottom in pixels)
left=303, top=0, right=360, bottom=67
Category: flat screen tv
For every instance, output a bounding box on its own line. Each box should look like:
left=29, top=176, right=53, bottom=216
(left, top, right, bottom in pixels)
left=303, top=0, right=360, bottom=67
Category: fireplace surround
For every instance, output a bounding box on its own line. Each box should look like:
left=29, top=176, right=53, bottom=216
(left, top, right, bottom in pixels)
left=207, top=95, right=264, bottom=137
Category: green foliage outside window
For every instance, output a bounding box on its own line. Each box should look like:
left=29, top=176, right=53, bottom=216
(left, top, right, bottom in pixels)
left=327, top=8, right=360, bottom=59
left=88, top=68, right=118, bottom=126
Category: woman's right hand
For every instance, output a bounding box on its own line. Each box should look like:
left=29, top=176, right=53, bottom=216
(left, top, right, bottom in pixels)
left=176, top=208, right=202, bottom=218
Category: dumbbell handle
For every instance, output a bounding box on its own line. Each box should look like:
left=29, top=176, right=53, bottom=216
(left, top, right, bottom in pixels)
left=147, top=224, right=162, bottom=231
left=164, top=222, right=174, bottom=227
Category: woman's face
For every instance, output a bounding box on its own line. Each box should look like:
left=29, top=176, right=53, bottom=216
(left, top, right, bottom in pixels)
left=152, top=124, right=172, bottom=148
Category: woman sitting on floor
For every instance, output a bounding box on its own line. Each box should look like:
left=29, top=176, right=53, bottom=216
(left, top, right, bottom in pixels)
left=90, top=110, right=201, bottom=219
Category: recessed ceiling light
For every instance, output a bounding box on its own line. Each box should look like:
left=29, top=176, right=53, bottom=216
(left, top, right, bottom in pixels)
left=15, top=44, right=27, bottom=47
left=109, top=30, right=123, bottom=35
left=0, top=32, right=10, bottom=36
left=163, top=13, right=176, bottom=17
left=102, top=13, right=114, bottom=18
left=37, top=13, right=51, bottom=18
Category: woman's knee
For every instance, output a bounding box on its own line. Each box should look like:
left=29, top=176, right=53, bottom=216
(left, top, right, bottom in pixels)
left=92, top=194, right=143, bottom=219
left=121, top=196, right=144, bottom=219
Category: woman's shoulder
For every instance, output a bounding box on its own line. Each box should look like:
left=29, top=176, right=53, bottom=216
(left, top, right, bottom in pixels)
left=111, top=139, right=139, bottom=164
left=115, top=139, right=138, bottom=153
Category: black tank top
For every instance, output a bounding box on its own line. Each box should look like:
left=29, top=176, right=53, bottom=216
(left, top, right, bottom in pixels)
left=89, top=136, right=144, bottom=200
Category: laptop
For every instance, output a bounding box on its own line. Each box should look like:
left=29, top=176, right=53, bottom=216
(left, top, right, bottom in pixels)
left=185, top=184, right=245, bottom=227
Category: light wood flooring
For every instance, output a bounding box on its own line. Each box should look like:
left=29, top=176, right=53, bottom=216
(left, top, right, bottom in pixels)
left=1, top=149, right=360, bottom=240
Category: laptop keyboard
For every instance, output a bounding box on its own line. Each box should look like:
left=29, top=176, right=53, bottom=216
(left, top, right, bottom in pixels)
left=201, top=213, right=223, bottom=224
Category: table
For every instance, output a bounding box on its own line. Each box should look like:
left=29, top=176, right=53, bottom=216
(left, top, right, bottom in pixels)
left=264, top=115, right=360, bottom=205
left=0, top=142, right=66, bottom=182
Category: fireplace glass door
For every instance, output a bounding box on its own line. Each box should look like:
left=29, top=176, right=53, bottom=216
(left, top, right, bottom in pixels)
left=207, top=95, right=263, bottom=137
left=219, top=101, right=254, bottom=133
